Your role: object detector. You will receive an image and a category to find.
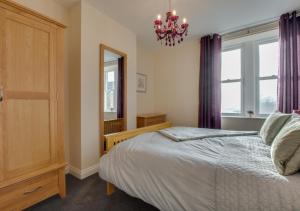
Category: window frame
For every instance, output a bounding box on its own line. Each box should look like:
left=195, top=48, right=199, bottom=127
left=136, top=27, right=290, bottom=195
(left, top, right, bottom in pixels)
left=254, top=37, right=279, bottom=117
left=221, top=44, right=245, bottom=116
left=221, top=32, right=279, bottom=118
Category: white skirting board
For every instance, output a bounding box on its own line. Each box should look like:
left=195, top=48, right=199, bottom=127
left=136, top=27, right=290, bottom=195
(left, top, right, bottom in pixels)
left=65, top=164, right=99, bottom=180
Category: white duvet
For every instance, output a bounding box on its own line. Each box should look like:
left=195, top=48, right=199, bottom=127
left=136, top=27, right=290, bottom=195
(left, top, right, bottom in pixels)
left=99, top=131, right=300, bottom=211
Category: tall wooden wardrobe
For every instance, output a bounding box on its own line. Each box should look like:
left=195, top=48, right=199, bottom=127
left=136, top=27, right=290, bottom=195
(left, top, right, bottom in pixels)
left=0, top=0, right=66, bottom=210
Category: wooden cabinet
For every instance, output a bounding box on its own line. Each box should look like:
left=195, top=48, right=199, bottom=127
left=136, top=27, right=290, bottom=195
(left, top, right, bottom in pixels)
left=0, top=170, right=62, bottom=210
left=137, top=113, right=167, bottom=128
left=0, top=1, right=66, bottom=210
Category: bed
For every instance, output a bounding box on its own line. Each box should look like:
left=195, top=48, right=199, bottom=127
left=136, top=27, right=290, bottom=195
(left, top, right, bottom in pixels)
left=99, top=122, right=300, bottom=211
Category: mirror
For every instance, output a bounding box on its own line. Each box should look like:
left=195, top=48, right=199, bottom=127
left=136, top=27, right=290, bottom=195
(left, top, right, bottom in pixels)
left=100, top=45, right=127, bottom=156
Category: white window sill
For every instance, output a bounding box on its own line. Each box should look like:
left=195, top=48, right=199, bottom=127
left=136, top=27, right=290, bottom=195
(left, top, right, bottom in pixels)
left=222, top=116, right=266, bottom=120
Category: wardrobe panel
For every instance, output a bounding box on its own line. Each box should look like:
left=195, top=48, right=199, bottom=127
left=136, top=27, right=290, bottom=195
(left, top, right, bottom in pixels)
left=5, top=15, right=50, bottom=92
left=1, top=8, right=57, bottom=179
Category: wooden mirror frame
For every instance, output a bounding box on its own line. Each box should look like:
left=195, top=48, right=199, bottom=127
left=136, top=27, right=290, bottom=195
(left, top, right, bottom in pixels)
left=99, top=44, right=127, bottom=156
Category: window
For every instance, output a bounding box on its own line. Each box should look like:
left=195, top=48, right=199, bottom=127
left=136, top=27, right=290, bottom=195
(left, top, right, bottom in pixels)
left=104, top=65, right=118, bottom=112
left=257, top=41, right=279, bottom=115
left=221, top=31, right=279, bottom=117
left=221, top=48, right=242, bottom=114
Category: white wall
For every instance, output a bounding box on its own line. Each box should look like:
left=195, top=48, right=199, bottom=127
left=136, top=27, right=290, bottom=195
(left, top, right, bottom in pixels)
left=80, top=1, right=137, bottom=169
left=11, top=0, right=68, bottom=24
left=68, top=2, right=82, bottom=170
left=11, top=0, right=71, bottom=164
left=153, top=40, right=200, bottom=127
left=137, top=42, right=155, bottom=114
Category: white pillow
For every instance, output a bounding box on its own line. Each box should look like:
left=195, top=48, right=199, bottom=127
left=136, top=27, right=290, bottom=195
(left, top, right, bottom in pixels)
left=271, top=114, right=300, bottom=175
left=260, top=112, right=291, bottom=145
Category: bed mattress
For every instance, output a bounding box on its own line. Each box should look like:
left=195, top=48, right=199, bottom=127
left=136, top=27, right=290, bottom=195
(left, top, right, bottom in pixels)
left=99, top=131, right=300, bottom=211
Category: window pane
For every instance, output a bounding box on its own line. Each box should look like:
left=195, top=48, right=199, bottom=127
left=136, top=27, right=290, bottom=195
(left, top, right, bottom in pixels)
left=108, top=71, right=115, bottom=82
left=259, top=79, right=277, bottom=114
left=104, top=71, right=116, bottom=112
left=221, top=49, right=241, bottom=80
left=221, top=82, right=241, bottom=113
left=259, top=41, right=279, bottom=77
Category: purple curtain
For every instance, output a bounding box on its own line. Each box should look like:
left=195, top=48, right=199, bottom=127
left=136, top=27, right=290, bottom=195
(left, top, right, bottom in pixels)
left=117, top=57, right=124, bottom=118
left=278, top=12, right=300, bottom=113
left=198, top=34, right=222, bottom=129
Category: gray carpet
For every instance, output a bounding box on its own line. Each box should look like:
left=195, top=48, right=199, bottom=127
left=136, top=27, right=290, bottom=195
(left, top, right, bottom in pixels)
left=26, top=174, right=159, bottom=211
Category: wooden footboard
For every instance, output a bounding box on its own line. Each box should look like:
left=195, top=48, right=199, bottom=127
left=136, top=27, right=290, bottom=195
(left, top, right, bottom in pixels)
left=103, top=121, right=172, bottom=195
left=104, top=121, right=172, bottom=153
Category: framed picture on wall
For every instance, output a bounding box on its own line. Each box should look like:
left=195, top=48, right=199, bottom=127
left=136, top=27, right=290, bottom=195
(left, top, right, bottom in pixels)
left=136, top=73, right=147, bottom=93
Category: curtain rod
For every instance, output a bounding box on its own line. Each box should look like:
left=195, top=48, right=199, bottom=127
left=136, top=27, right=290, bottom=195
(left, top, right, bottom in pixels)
left=222, top=11, right=300, bottom=41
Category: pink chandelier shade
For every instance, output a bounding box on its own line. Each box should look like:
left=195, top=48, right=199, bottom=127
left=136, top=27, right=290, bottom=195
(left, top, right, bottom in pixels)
left=154, top=0, right=189, bottom=46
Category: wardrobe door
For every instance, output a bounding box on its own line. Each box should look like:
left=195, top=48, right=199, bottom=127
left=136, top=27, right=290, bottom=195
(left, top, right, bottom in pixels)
left=0, top=8, right=58, bottom=179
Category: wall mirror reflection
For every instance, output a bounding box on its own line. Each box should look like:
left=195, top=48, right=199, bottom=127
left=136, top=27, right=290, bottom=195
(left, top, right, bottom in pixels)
left=100, top=45, right=127, bottom=155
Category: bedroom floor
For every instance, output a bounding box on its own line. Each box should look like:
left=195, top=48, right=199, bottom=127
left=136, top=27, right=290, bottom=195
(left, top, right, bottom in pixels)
left=26, top=174, right=159, bottom=211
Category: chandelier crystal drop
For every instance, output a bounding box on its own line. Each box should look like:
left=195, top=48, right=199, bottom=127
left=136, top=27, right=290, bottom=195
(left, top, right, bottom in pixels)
left=154, top=0, right=189, bottom=47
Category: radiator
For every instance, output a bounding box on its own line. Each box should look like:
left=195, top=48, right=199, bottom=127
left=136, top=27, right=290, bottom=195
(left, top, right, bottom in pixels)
left=104, top=118, right=124, bottom=135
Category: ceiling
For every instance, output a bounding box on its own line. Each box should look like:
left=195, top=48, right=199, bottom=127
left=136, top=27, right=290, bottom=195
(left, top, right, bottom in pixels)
left=58, top=0, right=300, bottom=47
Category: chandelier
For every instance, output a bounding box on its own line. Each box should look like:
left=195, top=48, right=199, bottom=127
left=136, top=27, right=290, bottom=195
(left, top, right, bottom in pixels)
left=154, top=0, right=189, bottom=46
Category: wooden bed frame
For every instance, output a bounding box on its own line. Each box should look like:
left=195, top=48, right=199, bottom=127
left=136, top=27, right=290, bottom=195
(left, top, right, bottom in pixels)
left=102, top=122, right=172, bottom=195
